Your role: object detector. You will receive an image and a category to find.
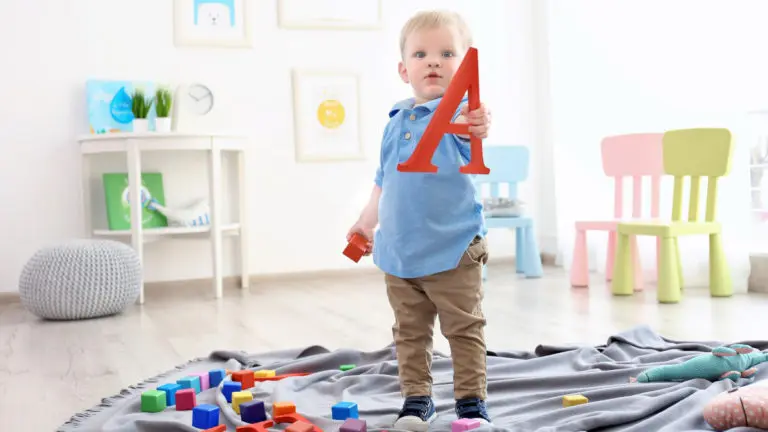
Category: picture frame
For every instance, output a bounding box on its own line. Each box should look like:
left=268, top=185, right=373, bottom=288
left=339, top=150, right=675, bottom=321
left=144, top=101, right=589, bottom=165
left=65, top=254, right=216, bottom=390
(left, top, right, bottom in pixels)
left=277, top=0, right=382, bottom=30
left=174, top=0, right=253, bottom=48
left=291, top=69, right=364, bottom=162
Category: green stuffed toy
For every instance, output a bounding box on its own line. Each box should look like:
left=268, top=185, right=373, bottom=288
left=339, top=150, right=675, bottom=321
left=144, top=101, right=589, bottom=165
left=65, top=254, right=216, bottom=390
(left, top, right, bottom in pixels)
left=632, top=344, right=768, bottom=383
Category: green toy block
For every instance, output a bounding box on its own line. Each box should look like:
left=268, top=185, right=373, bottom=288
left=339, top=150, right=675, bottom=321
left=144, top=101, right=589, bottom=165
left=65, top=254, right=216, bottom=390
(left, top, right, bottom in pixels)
left=141, top=390, right=167, bottom=413
left=340, top=364, right=356, bottom=372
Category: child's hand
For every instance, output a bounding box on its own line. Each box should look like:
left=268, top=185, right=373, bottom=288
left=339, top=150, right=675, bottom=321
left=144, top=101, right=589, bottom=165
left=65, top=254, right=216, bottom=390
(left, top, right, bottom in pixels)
left=346, top=223, right=374, bottom=255
left=458, top=103, right=492, bottom=139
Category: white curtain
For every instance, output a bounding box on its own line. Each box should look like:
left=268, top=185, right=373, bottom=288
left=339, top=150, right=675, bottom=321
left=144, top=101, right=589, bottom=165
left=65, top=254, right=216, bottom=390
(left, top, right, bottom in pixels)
left=542, top=0, right=764, bottom=293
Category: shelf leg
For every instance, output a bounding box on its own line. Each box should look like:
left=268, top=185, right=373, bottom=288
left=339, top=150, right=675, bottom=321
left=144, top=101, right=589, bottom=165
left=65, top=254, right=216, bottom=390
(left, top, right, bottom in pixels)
left=81, top=154, right=92, bottom=235
left=238, top=149, right=249, bottom=290
left=127, top=141, right=144, bottom=304
left=209, top=139, right=223, bottom=298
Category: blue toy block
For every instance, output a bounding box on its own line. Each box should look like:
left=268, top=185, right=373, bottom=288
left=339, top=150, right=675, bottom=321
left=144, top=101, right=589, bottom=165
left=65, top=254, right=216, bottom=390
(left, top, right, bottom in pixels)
left=177, top=376, right=202, bottom=394
left=209, top=369, right=226, bottom=388
left=222, top=381, right=242, bottom=403
left=332, top=401, right=359, bottom=420
left=157, top=383, right=182, bottom=406
left=192, top=404, right=220, bottom=429
left=240, top=400, right=267, bottom=423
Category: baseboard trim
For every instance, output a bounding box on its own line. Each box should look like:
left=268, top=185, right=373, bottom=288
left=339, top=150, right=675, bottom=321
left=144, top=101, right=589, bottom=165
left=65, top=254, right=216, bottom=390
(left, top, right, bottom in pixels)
left=0, top=253, right=557, bottom=304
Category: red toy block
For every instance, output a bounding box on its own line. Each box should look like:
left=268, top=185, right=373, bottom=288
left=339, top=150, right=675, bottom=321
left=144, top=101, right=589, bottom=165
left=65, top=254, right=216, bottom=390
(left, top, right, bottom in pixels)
left=397, top=47, right=490, bottom=175
left=203, top=426, right=226, bottom=432
left=343, top=233, right=370, bottom=263
left=274, top=413, right=324, bottom=432
left=235, top=420, right=274, bottom=432
left=175, top=388, right=196, bottom=411
left=340, top=418, right=367, bottom=432
left=286, top=421, right=315, bottom=432
left=232, top=370, right=255, bottom=390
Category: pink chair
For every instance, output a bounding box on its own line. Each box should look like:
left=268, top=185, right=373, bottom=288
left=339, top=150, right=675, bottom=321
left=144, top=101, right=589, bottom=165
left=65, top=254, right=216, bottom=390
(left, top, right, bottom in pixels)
left=570, top=133, right=664, bottom=289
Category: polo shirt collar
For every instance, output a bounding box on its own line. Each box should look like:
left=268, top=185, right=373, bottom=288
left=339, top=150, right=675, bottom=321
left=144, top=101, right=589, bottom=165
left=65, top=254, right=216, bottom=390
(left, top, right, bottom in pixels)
left=388, top=97, right=443, bottom=118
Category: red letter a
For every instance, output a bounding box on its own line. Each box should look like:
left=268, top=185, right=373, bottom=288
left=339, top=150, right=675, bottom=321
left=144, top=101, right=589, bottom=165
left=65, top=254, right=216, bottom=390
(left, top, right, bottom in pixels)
left=397, top=47, right=490, bottom=175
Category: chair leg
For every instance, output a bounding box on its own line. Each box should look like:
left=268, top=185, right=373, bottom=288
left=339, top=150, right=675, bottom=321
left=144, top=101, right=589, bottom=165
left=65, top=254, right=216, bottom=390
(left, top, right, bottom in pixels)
left=605, top=231, right=616, bottom=282
left=515, top=227, right=525, bottom=274
left=674, top=237, right=684, bottom=291
left=523, top=225, right=543, bottom=278
left=656, top=237, right=661, bottom=285
left=630, top=235, right=644, bottom=292
left=611, top=232, right=633, bottom=296
left=658, top=236, right=682, bottom=303
left=709, top=233, right=732, bottom=297
left=571, top=229, right=589, bottom=287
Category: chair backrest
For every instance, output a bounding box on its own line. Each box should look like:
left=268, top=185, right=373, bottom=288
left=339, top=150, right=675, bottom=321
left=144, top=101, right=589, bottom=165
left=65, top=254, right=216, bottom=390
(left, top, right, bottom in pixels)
left=474, top=145, right=529, bottom=199
left=662, top=128, right=733, bottom=222
left=601, top=133, right=664, bottom=219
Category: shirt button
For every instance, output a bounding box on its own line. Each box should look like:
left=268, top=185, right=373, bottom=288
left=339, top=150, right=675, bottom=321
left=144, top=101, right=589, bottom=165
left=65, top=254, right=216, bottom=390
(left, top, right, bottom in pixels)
left=409, top=114, right=416, bottom=121
left=404, top=132, right=411, bottom=139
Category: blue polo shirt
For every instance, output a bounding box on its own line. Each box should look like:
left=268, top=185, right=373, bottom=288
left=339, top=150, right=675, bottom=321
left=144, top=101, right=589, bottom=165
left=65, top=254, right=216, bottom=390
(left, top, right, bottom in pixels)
left=373, top=96, right=486, bottom=279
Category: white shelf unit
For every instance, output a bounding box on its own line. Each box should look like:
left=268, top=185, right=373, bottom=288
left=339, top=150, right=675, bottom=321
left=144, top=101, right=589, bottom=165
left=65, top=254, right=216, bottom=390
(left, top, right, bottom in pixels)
left=78, top=132, right=250, bottom=304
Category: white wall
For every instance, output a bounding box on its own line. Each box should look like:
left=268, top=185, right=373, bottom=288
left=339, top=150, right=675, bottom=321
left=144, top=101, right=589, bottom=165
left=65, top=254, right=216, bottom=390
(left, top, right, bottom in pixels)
left=0, top=0, right=541, bottom=292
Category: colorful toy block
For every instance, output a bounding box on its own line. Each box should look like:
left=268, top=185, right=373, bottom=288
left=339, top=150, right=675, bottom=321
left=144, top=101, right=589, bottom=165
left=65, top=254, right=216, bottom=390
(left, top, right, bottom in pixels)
left=177, top=376, right=202, bottom=394
left=254, top=372, right=310, bottom=382
left=332, top=401, right=359, bottom=420
left=192, top=404, right=220, bottom=429
left=339, top=364, right=356, bottom=372
left=222, top=381, right=242, bottom=403
left=273, top=401, right=296, bottom=417
left=190, top=372, right=211, bottom=391
left=232, top=370, right=255, bottom=390
left=235, top=420, right=274, bottom=432
left=157, top=383, right=181, bottom=406
left=253, top=370, right=276, bottom=378
left=452, top=418, right=481, bottom=431
left=562, top=394, right=589, bottom=407
left=232, top=391, right=253, bottom=414
left=209, top=369, right=226, bottom=388
left=340, top=418, right=367, bottom=432
left=343, top=233, right=370, bottom=262
left=176, top=388, right=197, bottom=410
left=274, top=413, right=323, bottom=432
left=286, top=421, right=314, bottom=432
left=140, top=390, right=167, bottom=413
left=204, top=425, right=227, bottom=432
left=240, top=400, right=267, bottom=423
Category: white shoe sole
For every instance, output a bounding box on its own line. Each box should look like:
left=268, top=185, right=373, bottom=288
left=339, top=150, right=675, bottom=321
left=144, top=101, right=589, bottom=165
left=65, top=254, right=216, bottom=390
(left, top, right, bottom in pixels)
left=393, top=412, right=437, bottom=431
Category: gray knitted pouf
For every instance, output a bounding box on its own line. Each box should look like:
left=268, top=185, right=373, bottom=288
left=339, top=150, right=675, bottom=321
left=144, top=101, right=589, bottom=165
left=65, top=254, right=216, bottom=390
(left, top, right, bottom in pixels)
left=19, top=239, right=142, bottom=320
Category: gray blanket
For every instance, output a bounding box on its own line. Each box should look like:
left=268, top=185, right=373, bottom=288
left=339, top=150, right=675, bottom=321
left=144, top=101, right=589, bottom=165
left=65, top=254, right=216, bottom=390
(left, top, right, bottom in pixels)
left=58, top=325, right=768, bottom=432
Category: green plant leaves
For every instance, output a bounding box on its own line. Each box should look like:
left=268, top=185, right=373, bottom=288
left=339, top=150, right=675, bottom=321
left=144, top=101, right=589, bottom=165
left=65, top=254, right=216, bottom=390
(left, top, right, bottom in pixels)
left=130, top=89, right=155, bottom=119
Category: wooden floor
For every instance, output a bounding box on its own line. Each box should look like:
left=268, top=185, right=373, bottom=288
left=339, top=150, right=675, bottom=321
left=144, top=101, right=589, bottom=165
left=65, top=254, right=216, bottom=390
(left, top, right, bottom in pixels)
left=1, top=264, right=767, bottom=431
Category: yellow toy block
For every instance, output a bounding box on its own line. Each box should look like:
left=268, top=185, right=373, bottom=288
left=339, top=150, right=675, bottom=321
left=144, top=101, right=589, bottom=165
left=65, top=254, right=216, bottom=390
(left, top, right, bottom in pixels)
left=254, top=370, right=276, bottom=378
left=232, top=391, right=253, bottom=414
left=562, top=394, right=588, bottom=407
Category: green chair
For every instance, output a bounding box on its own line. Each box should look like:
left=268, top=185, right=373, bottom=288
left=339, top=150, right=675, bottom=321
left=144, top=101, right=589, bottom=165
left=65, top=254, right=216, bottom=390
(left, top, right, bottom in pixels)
left=611, top=128, right=733, bottom=303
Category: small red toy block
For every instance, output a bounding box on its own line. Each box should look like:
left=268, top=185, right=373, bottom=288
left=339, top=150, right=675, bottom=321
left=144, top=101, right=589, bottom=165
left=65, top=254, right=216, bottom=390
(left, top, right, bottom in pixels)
left=175, top=388, right=196, bottom=410
left=203, top=425, right=226, bottom=432
left=232, top=370, right=255, bottom=390
left=397, top=47, right=490, bottom=175
left=340, top=418, right=367, bottom=432
left=235, top=420, right=274, bottom=432
left=343, top=233, right=370, bottom=263
left=452, top=418, right=482, bottom=431
left=286, top=421, right=315, bottom=432
left=273, top=401, right=296, bottom=417
left=274, top=413, right=324, bottom=432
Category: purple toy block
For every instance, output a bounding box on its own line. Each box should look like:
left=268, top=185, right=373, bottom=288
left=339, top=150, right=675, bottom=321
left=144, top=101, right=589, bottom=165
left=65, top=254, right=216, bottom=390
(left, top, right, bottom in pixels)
left=190, top=372, right=210, bottom=391
left=452, top=418, right=481, bottom=431
left=340, top=418, right=367, bottom=432
left=240, top=400, right=267, bottom=423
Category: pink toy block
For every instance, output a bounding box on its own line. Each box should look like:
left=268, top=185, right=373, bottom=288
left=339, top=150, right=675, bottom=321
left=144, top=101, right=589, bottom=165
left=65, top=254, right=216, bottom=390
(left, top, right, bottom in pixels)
left=175, top=388, right=196, bottom=410
left=190, top=372, right=210, bottom=391
left=570, top=133, right=664, bottom=290
left=452, top=418, right=482, bottom=431
left=340, top=418, right=367, bottom=432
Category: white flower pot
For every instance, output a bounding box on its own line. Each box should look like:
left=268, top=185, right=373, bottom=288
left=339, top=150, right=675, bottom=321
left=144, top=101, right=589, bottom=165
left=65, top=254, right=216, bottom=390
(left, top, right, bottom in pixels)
left=132, top=118, right=149, bottom=133
left=155, top=117, right=172, bottom=133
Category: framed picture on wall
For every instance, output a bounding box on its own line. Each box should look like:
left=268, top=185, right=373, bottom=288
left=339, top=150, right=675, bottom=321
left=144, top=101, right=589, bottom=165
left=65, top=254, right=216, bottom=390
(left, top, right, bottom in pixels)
left=291, top=70, right=364, bottom=162
left=278, top=0, right=382, bottom=30
left=174, top=0, right=253, bottom=47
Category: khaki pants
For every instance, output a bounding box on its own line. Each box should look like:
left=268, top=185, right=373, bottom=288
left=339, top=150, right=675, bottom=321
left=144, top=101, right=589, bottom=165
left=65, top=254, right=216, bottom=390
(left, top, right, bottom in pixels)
left=385, top=236, right=489, bottom=400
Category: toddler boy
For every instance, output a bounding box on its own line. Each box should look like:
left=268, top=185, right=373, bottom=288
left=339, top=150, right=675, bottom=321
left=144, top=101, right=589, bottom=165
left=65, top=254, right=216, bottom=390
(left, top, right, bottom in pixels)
left=347, top=9, right=492, bottom=431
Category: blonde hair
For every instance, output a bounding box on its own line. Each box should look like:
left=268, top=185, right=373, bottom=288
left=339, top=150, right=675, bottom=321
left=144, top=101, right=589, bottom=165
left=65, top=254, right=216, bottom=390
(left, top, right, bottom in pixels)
left=399, top=10, right=473, bottom=58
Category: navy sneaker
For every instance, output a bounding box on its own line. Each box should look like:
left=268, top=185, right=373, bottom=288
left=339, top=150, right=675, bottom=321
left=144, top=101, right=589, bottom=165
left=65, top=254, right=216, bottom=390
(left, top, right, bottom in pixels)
left=393, top=395, right=437, bottom=431
left=455, top=397, right=492, bottom=424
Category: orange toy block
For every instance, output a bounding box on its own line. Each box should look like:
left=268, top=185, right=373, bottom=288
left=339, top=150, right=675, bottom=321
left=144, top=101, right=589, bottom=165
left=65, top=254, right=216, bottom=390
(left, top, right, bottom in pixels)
left=255, top=372, right=310, bottom=382
left=273, top=401, right=296, bottom=417
left=274, top=413, right=324, bottom=432
left=236, top=420, right=274, bottom=432
left=286, top=421, right=315, bottom=432
left=343, top=233, right=370, bottom=263
left=232, top=370, right=255, bottom=390
left=203, top=426, right=226, bottom=432
left=397, top=47, right=489, bottom=175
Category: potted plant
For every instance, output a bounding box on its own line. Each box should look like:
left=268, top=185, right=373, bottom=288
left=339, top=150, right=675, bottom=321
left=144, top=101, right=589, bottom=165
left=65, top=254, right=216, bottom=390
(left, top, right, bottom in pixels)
left=155, top=87, right=173, bottom=132
left=130, top=89, right=154, bottom=133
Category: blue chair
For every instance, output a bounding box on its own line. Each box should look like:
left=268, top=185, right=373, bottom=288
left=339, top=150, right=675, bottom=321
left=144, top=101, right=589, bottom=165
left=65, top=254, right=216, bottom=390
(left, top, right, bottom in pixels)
left=475, top=146, right=543, bottom=279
